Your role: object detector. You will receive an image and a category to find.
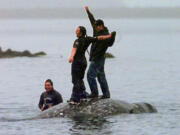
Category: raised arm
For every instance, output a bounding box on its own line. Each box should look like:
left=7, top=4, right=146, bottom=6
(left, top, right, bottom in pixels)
left=85, top=6, right=96, bottom=28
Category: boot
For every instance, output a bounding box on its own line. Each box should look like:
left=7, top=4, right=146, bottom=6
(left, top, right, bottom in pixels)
left=87, top=93, right=98, bottom=98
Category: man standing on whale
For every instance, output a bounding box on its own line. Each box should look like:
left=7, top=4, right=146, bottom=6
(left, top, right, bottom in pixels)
left=85, top=6, right=116, bottom=99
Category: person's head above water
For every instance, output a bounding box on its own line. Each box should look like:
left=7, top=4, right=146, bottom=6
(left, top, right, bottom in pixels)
left=45, top=79, right=53, bottom=92
left=76, top=26, right=87, bottom=37
left=95, top=19, right=105, bottom=32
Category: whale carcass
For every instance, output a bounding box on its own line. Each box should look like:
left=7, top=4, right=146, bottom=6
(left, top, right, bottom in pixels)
left=36, top=98, right=157, bottom=119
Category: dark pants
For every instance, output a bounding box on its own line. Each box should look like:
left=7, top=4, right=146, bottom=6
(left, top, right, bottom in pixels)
left=87, top=57, right=110, bottom=97
left=70, top=60, right=87, bottom=102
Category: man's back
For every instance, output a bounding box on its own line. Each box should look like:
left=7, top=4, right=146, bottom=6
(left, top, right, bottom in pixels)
left=90, top=27, right=110, bottom=61
left=85, top=7, right=115, bottom=61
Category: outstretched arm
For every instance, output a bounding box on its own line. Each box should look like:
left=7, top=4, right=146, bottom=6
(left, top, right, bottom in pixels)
left=87, top=33, right=114, bottom=44
left=98, top=34, right=112, bottom=40
left=85, top=6, right=96, bottom=28
left=96, top=31, right=116, bottom=46
left=69, top=47, right=77, bottom=63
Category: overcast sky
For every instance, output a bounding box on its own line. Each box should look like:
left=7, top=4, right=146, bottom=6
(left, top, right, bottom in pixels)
left=0, top=0, right=180, bottom=9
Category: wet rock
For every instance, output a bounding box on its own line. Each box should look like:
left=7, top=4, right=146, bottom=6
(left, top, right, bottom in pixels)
left=0, top=47, right=46, bottom=58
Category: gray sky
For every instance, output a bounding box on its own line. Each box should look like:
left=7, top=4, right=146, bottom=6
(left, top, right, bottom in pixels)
left=0, top=0, right=180, bottom=9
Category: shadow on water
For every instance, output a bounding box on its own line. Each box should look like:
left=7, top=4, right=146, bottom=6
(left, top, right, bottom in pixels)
left=0, top=116, right=37, bottom=122
left=0, top=117, right=20, bottom=122
left=69, top=115, right=112, bottom=135
left=0, top=107, right=39, bottom=122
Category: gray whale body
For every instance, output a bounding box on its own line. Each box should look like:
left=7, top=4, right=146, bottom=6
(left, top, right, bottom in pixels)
left=36, top=98, right=157, bottom=119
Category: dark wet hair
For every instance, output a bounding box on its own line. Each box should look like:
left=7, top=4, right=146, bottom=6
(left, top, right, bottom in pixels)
left=45, top=79, right=53, bottom=86
left=95, top=19, right=104, bottom=26
left=79, top=26, right=87, bottom=37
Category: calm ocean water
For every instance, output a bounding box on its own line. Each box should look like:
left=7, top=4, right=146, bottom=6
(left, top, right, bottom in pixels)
left=0, top=18, right=180, bottom=135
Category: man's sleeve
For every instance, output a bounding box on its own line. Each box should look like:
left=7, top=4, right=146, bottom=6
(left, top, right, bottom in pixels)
left=55, top=92, right=63, bottom=104
left=87, top=36, right=98, bottom=44
left=108, top=31, right=116, bottom=47
left=73, top=40, right=79, bottom=48
left=86, top=9, right=96, bottom=31
left=38, top=93, right=44, bottom=109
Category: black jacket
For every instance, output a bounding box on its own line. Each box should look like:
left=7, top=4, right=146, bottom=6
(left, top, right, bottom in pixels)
left=73, top=36, right=98, bottom=63
left=86, top=9, right=116, bottom=61
left=38, top=89, right=63, bottom=110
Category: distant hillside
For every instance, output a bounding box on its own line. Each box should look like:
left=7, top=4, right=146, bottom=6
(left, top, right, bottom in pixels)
left=0, top=8, right=179, bottom=19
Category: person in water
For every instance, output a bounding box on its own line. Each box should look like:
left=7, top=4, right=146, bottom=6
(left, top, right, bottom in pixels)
left=69, top=26, right=115, bottom=103
left=38, top=79, right=63, bottom=111
left=85, top=6, right=116, bottom=99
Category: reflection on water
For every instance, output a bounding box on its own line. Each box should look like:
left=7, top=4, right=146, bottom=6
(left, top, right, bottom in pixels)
left=70, top=115, right=112, bottom=135
left=71, top=115, right=107, bottom=129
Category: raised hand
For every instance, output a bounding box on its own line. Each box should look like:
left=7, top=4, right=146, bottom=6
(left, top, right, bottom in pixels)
left=85, top=6, right=89, bottom=11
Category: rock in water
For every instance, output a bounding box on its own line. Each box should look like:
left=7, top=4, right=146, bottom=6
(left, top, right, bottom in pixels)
left=0, top=47, right=46, bottom=58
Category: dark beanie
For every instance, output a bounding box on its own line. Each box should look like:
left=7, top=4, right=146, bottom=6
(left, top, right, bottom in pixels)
left=95, top=19, right=104, bottom=26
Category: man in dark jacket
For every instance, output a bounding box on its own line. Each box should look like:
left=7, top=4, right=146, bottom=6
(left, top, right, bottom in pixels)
left=85, top=6, right=116, bottom=99
left=38, top=79, right=63, bottom=111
